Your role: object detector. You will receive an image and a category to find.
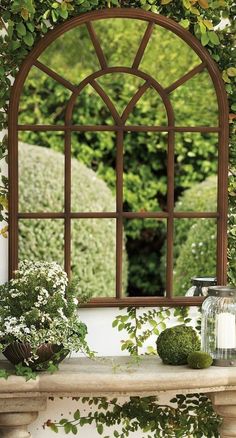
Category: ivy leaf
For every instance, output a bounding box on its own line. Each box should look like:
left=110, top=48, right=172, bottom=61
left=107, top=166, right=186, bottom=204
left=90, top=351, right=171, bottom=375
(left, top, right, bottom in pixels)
left=97, top=424, right=104, bottom=435
left=201, top=32, right=209, bottom=46
left=11, top=40, right=21, bottom=50
left=16, top=22, right=27, bottom=36
left=59, top=8, right=69, bottom=19
left=199, top=21, right=206, bottom=34
left=203, top=19, right=213, bottom=30
left=64, top=422, right=72, bottom=434
left=49, top=423, right=59, bottom=433
left=71, top=425, right=78, bottom=435
left=209, top=31, right=220, bottom=45
left=23, top=31, right=34, bottom=46
left=198, top=0, right=209, bottom=8
left=180, top=19, right=190, bottom=29
left=190, top=6, right=200, bottom=15
left=74, top=409, right=81, bottom=420
left=227, top=67, right=236, bottom=77
left=222, top=70, right=231, bottom=83
left=183, top=0, right=191, bottom=9
left=7, top=20, right=14, bottom=39
left=21, top=8, right=29, bottom=20
left=26, top=22, right=35, bottom=32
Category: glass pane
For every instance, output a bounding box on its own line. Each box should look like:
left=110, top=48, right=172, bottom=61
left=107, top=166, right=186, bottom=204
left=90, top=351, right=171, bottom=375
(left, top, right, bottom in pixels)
left=123, top=218, right=167, bottom=297
left=170, top=71, right=218, bottom=126
left=72, top=84, right=114, bottom=125
left=126, top=87, right=168, bottom=126
left=39, top=24, right=100, bottom=84
left=71, top=219, right=116, bottom=299
left=123, top=132, right=168, bottom=212
left=173, top=218, right=217, bottom=296
left=71, top=132, right=116, bottom=212
left=18, top=133, right=64, bottom=212
left=19, top=219, right=64, bottom=267
left=96, top=74, right=144, bottom=117
left=139, top=25, right=200, bottom=88
left=93, top=18, right=147, bottom=67
left=18, top=66, right=71, bottom=125
left=174, top=133, right=218, bottom=211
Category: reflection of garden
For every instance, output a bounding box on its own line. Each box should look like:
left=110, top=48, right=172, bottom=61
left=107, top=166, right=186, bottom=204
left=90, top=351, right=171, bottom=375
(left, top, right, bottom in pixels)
left=18, top=19, right=218, bottom=297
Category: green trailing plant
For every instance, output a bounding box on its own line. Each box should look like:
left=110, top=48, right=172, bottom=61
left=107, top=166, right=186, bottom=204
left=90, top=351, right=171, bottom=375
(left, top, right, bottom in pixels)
left=46, top=393, right=221, bottom=438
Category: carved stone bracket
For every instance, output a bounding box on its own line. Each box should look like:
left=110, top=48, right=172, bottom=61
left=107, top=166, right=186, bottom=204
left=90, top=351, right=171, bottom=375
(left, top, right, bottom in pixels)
left=0, top=398, right=47, bottom=438
left=210, top=391, right=236, bottom=438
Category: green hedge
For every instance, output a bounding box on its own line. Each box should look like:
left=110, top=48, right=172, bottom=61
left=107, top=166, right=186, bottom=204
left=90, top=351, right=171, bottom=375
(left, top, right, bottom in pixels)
left=18, top=142, right=127, bottom=299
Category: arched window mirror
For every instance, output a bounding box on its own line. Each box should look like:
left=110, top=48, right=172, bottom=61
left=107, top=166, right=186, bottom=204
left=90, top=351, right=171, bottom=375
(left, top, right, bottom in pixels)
left=8, top=9, right=228, bottom=307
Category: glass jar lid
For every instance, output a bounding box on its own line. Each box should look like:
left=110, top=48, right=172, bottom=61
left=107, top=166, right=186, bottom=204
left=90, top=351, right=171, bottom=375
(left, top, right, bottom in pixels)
left=191, top=277, right=217, bottom=287
left=207, top=286, right=236, bottom=297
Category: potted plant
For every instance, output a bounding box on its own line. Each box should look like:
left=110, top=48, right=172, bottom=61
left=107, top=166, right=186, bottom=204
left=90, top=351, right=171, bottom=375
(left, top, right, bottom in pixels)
left=0, top=260, right=91, bottom=370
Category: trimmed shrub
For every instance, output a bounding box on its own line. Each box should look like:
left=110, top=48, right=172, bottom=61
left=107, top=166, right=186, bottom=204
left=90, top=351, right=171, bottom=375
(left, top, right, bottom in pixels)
left=18, top=142, right=127, bottom=299
left=160, top=176, right=217, bottom=295
left=173, top=176, right=217, bottom=295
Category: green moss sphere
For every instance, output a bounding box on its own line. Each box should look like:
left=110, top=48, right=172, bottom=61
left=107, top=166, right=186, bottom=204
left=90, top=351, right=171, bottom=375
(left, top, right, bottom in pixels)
left=156, top=325, right=201, bottom=365
left=187, top=351, right=213, bottom=369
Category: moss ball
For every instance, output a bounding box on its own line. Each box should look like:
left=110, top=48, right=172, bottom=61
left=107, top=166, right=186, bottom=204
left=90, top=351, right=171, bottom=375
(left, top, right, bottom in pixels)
left=156, top=325, right=201, bottom=365
left=187, top=351, right=213, bottom=369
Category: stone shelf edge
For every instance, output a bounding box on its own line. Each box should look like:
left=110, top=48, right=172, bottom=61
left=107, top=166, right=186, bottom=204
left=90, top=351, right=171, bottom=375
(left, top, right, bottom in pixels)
left=0, top=356, right=236, bottom=438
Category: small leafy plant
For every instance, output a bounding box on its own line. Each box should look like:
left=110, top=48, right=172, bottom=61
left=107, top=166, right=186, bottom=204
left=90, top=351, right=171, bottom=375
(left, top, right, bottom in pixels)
left=0, top=260, right=91, bottom=367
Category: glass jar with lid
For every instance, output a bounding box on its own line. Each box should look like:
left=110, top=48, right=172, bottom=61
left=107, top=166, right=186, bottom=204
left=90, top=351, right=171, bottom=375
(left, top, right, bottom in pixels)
left=185, top=277, right=217, bottom=297
left=201, top=286, right=236, bottom=366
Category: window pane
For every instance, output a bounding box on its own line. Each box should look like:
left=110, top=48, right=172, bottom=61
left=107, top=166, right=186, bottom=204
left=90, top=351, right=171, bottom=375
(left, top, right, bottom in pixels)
left=71, top=132, right=116, bottom=212
left=139, top=25, right=200, bottom=88
left=123, top=132, right=168, bottom=212
left=170, top=71, right=218, bottom=126
left=19, top=219, right=64, bottom=268
left=174, top=133, right=218, bottom=211
left=173, top=218, right=217, bottom=296
left=38, top=24, right=100, bottom=84
left=18, top=66, right=71, bottom=125
left=123, top=218, right=167, bottom=297
left=93, top=18, right=147, bottom=68
left=96, top=74, right=144, bottom=117
left=18, top=133, right=65, bottom=213
left=71, top=219, right=116, bottom=299
left=72, top=84, right=114, bottom=126
left=126, top=87, right=168, bottom=126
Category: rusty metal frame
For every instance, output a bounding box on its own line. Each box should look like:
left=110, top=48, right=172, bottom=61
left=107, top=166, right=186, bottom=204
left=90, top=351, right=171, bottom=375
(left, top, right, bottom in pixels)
left=8, top=8, right=229, bottom=307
